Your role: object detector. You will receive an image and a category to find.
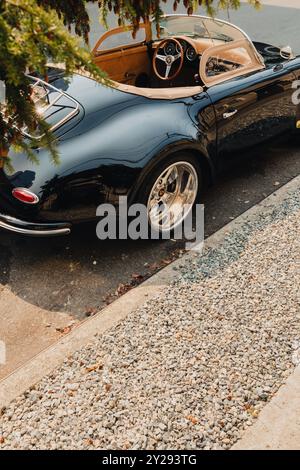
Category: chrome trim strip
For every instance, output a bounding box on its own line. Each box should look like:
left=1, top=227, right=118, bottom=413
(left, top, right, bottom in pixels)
left=21, top=75, right=80, bottom=140
left=0, top=215, right=71, bottom=237
left=157, top=14, right=265, bottom=67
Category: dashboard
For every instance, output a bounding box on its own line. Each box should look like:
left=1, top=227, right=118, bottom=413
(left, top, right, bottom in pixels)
left=163, top=39, right=199, bottom=63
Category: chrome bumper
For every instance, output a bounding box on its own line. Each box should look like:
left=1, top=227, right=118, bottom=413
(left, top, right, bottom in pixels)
left=0, top=213, right=71, bottom=237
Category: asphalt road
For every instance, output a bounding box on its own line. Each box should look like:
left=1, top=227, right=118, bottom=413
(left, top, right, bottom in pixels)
left=1, top=0, right=300, bottom=321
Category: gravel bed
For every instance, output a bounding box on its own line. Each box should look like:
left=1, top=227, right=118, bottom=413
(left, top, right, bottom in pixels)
left=0, top=188, right=299, bottom=450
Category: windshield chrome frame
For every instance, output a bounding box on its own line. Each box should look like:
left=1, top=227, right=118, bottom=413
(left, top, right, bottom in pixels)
left=153, top=14, right=265, bottom=67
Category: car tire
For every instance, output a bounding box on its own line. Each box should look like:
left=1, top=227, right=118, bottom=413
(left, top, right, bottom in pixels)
left=136, top=153, right=202, bottom=234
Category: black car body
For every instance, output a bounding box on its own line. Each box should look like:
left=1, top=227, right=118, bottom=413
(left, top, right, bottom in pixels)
left=1, top=14, right=300, bottom=236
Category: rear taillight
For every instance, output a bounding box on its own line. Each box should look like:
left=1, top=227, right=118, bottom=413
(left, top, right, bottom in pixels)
left=12, top=188, right=39, bottom=205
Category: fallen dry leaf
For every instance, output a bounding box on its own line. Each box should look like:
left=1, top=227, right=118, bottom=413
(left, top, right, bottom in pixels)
left=186, top=415, right=198, bottom=425
left=116, top=283, right=132, bottom=296
left=149, top=262, right=160, bottom=271
left=131, top=273, right=144, bottom=280
left=85, top=363, right=103, bottom=373
left=69, top=261, right=80, bottom=272
left=85, top=307, right=98, bottom=317
left=56, top=326, right=72, bottom=335
left=162, top=258, right=172, bottom=265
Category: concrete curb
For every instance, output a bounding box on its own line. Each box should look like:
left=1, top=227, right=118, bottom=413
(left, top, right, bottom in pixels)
left=233, top=366, right=300, bottom=450
left=0, top=174, right=299, bottom=410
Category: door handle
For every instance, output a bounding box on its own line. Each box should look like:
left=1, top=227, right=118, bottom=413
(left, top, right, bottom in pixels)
left=223, top=109, right=238, bottom=119
left=273, top=63, right=284, bottom=72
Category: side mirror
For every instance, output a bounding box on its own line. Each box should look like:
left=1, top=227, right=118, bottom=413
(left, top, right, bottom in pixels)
left=280, top=45, right=294, bottom=60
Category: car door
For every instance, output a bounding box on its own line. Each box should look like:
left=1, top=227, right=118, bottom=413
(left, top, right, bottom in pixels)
left=289, top=58, right=300, bottom=124
left=92, top=23, right=151, bottom=85
left=201, top=42, right=297, bottom=163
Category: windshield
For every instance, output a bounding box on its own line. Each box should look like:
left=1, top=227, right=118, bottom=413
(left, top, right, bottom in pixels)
left=152, top=15, right=246, bottom=44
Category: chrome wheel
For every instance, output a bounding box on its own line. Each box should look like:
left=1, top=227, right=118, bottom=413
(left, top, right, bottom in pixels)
left=147, top=161, right=198, bottom=232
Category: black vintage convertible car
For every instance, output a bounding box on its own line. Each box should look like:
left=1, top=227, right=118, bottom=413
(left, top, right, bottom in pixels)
left=0, top=14, right=300, bottom=236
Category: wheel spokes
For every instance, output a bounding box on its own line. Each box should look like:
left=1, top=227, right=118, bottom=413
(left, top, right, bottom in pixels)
left=162, top=166, right=178, bottom=187
left=179, top=171, right=192, bottom=194
left=165, top=64, right=172, bottom=79
left=156, top=54, right=167, bottom=62
left=147, top=162, right=198, bottom=232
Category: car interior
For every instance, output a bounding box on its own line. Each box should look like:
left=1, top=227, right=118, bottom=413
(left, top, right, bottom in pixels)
left=91, top=16, right=265, bottom=97
left=93, top=33, right=208, bottom=88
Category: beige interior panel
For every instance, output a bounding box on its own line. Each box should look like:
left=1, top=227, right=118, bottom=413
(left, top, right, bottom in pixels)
left=93, top=45, right=150, bottom=85
left=112, top=83, right=203, bottom=99
left=92, top=22, right=152, bottom=85
left=200, top=39, right=265, bottom=87
left=93, top=50, right=124, bottom=82
left=119, top=45, right=151, bottom=85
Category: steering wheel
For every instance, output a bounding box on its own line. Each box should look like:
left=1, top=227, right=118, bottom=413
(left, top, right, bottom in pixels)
left=153, top=38, right=184, bottom=81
